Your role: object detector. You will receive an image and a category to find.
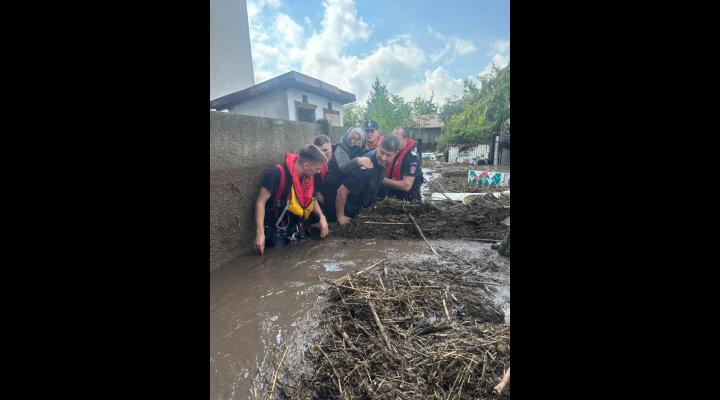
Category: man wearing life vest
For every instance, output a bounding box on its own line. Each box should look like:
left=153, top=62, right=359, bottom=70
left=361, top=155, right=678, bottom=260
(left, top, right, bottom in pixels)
left=363, top=120, right=382, bottom=152
left=253, top=145, right=330, bottom=255
left=335, top=135, right=401, bottom=225
left=382, top=127, right=424, bottom=202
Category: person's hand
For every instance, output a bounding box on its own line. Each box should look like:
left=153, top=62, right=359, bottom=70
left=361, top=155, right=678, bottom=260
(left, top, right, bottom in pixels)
left=337, top=215, right=352, bottom=225
left=357, top=157, right=373, bottom=169
left=253, top=233, right=265, bottom=255
left=319, top=216, right=329, bottom=238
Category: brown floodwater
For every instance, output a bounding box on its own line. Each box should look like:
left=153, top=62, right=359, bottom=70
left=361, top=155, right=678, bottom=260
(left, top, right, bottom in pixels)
left=210, top=237, right=509, bottom=400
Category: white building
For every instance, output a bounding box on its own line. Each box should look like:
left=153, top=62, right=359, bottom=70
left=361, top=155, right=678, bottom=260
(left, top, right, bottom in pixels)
left=210, top=71, right=356, bottom=127
left=210, top=0, right=254, bottom=99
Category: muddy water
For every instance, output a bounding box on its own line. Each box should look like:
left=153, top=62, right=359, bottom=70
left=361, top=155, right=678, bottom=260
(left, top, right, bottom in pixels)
left=210, top=237, right=510, bottom=400
left=210, top=239, right=424, bottom=400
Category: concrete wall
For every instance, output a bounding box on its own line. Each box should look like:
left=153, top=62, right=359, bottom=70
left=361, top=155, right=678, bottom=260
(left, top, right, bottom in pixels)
left=229, top=89, right=289, bottom=120
left=210, top=111, right=344, bottom=270
left=286, top=88, right=344, bottom=126
left=210, top=0, right=255, bottom=99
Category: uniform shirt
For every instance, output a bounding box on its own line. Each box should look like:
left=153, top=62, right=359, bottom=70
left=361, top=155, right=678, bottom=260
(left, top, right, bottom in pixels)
left=341, top=150, right=385, bottom=218
left=387, top=151, right=423, bottom=201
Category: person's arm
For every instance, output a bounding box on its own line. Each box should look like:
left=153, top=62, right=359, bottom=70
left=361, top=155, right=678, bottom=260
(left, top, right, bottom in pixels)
left=383, top=175, right=416, bottom=192
left=337, top=152, right=373, bottom=174
left=335, top=185, right=352, bottom=225
left=254, top=187, right=272, bottom=255
left=312, top=198, right=329, bottom=238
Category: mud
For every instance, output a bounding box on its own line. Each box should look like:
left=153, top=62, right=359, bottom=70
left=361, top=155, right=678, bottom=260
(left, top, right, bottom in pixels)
left=211, top=238, right=510, bottom=400
left=423, top=160, right=510, bottom=194
left=331, top=196, right=510, bottom=241
left=256, top=241, right=510, bottom=399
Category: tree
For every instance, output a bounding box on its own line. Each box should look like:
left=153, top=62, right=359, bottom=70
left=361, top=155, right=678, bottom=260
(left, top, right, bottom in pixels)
left=437, top=63, right=510, bottom=148
left=410, top=92, right=438, bottom=116
left=365, top=77, right=413, bottom=132
left=342, top=103, right=365, bottom=128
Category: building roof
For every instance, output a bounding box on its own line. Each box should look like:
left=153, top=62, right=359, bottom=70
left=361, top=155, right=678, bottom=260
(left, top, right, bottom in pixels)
left=210, top=70, right=357, bottom=110
left=410, top=115, right=444, bottom=129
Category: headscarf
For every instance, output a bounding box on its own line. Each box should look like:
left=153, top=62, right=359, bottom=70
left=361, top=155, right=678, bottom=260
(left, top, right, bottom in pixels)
left=338, top=127, right=366, bottom=158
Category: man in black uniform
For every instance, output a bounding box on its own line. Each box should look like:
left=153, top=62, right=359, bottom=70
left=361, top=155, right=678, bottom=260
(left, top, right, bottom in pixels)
left=335, top=135, right=400, bottom=225
left=382, top=127, right=424, bottom=202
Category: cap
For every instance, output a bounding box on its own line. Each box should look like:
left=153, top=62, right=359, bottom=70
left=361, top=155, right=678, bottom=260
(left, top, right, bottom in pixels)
left=363, top=120, right=379, bottom=131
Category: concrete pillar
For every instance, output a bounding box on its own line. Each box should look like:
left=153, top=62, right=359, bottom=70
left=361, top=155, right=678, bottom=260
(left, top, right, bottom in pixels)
left=210, top=0, right=255, bottom=100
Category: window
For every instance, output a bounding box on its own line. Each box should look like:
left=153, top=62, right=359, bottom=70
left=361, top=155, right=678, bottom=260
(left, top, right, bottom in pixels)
left=302, top=94, right=308, bottom=103
left=327, top=102, right=332, bottom=110
left=297, top=108, right=316, bottom=122
left=295, top=101, right=317, bottom=123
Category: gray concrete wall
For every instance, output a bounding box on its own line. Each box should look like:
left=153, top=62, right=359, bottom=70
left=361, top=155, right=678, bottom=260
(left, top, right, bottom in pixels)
left=210, top=112, right=344, bottom=270
left=229, top=89, right=289, bottom=120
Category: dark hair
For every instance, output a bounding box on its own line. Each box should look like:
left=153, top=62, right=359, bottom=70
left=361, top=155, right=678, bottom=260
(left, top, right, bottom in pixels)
left=313, top=134, right=331, bottom=146
left=380, top=134, right=400, bottom=153
left=394, top=127, right=410, bottom=139
left=298, top=144, right=328, bottom=164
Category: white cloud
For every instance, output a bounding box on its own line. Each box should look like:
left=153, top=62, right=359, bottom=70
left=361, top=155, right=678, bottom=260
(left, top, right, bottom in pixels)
left=429, top=31, right=477, bottom=65
left=275, top=13, right=303, bottom=46
left=452, top=37, right=477, bottom=55
left=247, top=0, right=491, bottom=105
left=479, top=39, right=510, bottom=77
left=399, top=66, right=465, bottom=102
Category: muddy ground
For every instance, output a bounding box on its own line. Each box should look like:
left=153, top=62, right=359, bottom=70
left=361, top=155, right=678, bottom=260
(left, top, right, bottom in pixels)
left=423, top=160, right=510, bottom=194
left=255, top=247, right=510, bottom=400
left=331, top=196, right=510, bottom=242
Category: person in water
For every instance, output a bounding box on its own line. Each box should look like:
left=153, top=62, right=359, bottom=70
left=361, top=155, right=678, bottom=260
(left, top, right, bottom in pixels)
left=253, top=144, right=329, bottom=255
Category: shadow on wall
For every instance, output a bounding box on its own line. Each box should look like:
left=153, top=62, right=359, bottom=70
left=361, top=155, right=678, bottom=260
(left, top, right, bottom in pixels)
left=210, top=112, right=344, bottom=271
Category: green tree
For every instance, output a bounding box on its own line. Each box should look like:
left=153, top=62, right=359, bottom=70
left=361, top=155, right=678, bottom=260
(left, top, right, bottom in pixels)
left=437, top=63, right=510, bottom=148
left=410, top=92, right=438, bottom=116
left=342, top=103, right=365, bottom=128
left=365, top=77, right=413, bottom=132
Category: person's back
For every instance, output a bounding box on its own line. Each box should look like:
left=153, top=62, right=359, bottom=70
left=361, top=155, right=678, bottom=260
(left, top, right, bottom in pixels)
left=335, top=135, right=401, bottom=225
left=322, top=127, right=372, bottom=220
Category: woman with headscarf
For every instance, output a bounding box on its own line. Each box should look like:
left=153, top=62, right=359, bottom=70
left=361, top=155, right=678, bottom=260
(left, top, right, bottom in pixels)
left=320, top=127, right=375, bottom=221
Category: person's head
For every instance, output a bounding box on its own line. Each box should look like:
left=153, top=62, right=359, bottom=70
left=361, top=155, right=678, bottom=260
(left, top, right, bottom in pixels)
left=343, top=127, right=366, bottom=150
left=376, top=134, right=400, bottom=167
left=363, top=120, right=380, bottom=143
left=297, top=144, right=328, bottom=177
left=392, top=127, right=410, bottom=148
left=313, top=134, right=332, bottom=161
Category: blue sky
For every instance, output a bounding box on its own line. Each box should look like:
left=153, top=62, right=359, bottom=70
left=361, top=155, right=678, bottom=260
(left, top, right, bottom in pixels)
left=247, top=0, right=509, bottom=104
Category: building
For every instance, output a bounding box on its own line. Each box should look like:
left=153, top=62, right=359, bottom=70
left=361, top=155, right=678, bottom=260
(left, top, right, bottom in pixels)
left=210, top=0, right=254, bottom=99
left=210, top=71, right=357, bottom=126
left=409, top=115, right=444, bottom=150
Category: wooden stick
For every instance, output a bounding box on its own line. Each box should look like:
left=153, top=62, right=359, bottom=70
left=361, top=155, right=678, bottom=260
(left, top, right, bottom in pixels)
left=334, top=259, right=386, bottom=284
left=408, top=213, right=438, bottom=255
left=318, top=345, right=343, bottom=396
left=493, top=367, right=510, bottom=394
left=436, top=182, right=455, bottom=201
left=442, top=298, right=451, bottom=321
left=368, top=300, right=393, bottom=351
left=267, top=342, right=290, bottom=400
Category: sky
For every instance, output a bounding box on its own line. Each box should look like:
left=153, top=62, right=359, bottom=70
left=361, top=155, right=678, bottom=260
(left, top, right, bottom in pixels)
left=247, top=0, right=509, bottom=105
